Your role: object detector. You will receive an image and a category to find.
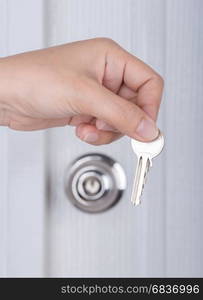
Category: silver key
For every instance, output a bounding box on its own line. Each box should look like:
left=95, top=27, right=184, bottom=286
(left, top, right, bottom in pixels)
left=131, top=130, right=164, bottom=206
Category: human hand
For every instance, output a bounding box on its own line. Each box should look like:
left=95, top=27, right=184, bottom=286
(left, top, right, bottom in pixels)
left=0, top=38, right=163, bottom=145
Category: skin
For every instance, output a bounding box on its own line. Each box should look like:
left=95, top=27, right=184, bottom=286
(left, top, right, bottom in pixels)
left=0, top=38, right=164, bottom=145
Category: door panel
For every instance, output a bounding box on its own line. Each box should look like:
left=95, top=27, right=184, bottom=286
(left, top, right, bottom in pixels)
left=45, top=0, right=203, bottom=277
left=0, top=0, right=45, bottom=277
left=45, top=0, right=165, bottom=277
left=0, top=0, right=203, bottom=277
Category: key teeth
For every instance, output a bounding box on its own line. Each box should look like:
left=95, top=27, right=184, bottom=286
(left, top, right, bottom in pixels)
left=131, top=198, right=141, bottom=206
left=134, top=201, right=141, bottom=206
left=131, top=197, right=144, bottom=206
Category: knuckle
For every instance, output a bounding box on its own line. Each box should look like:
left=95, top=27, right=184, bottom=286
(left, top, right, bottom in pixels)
left=153, top=73, right=164, bottom=87
left=97, top=37, right=115, bottom=44
left=94, top=37, right=117, bottom=49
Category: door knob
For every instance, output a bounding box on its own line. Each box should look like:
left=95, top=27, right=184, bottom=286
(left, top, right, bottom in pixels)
left=64, top=153, right=126, bottom=213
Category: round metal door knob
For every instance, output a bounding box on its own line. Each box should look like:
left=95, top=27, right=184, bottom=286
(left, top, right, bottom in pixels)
left=64, top=153, right=126, bottom=213
left=82, top=176, right=101, bottom=195
left=77, top=171, right=105, bottom=201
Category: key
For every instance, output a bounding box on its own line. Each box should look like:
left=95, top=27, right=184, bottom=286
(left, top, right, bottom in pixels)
left=131, top=130, right=164, bottom=206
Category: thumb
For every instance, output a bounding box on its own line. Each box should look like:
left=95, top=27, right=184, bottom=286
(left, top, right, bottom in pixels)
left=79, top=83, right=159, bottom=141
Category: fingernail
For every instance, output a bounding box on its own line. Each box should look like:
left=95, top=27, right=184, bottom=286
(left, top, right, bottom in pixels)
left=83, top=132, right=98, bottom=143
left=136, top=118, right=158, bottom=140
left=96, top=120, right=118, bottom=132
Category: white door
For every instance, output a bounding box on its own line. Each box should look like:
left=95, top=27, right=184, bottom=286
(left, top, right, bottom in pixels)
left=0, top=0, right=203, bottom=277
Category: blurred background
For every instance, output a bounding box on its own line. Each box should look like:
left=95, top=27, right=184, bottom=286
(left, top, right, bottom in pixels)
left=0, top=0, right=203, bottom=277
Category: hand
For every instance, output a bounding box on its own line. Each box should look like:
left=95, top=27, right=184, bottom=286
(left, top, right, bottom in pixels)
left=0, top=38, right=164, bottom=145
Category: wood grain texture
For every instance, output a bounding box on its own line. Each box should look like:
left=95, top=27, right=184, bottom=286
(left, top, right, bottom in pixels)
left=45, top=0, right=166, bottom=277
left=45, top=0, right=203, bottom=277
left=0, top=0, right=202, bottom=277
left=0, top=0, right=46, bottom=277
left=0, top=0, right=9, bottom=277
left=164, top=0, right=203, bottom=277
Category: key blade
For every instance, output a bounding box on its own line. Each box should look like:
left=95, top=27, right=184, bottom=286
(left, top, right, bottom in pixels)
left=131, top=155, right=151, bottom=206
left=131, top=156, right=142, bottom=206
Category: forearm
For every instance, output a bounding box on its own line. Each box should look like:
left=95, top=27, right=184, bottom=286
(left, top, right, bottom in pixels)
left=0, top=58, right=13, bottom=127
left=0, top=102, right=9, bottom=126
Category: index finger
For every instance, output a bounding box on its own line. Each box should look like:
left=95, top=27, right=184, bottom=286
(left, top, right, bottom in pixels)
left=122, top=52, right=164, bottom=120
